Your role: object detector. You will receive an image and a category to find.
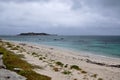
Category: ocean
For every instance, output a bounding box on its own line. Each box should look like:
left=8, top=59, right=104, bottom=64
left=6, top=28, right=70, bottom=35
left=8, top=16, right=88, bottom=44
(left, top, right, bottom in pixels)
left=0, top=35, right=120, bottom=58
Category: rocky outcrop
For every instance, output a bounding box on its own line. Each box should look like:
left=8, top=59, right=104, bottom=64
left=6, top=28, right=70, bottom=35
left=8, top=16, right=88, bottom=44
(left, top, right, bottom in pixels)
left=18, top=32, right=51, bottom=36
left=0, top=53, right=26, bottom=80
left=86, top=59, right=120, bottom=68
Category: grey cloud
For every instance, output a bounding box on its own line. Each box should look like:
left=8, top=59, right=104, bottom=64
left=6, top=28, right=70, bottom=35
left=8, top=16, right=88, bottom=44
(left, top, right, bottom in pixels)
left=83, top=0, right=120, bottom=18
left=85, top=0, right=120, bottom=7
left=0, top=0, right=49, bottom=3
left=71, top=0, right=120, bottom=19
left=71, top=0, right=82, bottom=10
left=0, top=0, right=120, bottom=35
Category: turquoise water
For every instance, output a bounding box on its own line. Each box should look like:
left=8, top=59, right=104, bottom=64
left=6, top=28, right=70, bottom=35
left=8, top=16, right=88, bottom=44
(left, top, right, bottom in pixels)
left=0, top=35, right=120, bottom=58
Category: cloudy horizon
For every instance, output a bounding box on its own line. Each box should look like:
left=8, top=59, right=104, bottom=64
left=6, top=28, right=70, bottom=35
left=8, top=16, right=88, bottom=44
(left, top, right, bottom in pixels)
left=0, top=0, right=120, bottom=35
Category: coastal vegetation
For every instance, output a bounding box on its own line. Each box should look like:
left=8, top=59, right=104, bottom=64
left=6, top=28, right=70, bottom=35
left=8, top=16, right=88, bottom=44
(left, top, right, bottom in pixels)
left=91, top=74, right=98, bottom=78
left=55, top=61, right=64, bottom=67
left=11, top=47, right=19, bottom=50
left=53, top=67, right=59, bottom=72
left=0, top=44, right=51, bottom=80
left=70, top=65, right=81, bottom=70
left=17, top=54, right=25, bottom=58
left=62, top=70, right=71, bottom=75
left=98, top=78, right=103, bottom=80
left=81, top=70, right=87, bottom=74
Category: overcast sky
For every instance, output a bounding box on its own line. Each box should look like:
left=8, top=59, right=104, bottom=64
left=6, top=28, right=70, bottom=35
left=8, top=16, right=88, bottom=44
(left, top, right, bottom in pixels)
left=0, top=0, right=120, bottom=35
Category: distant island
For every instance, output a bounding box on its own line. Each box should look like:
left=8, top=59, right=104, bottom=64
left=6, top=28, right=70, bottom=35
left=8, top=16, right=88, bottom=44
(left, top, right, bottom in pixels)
left=18, top=32, right=56, bottom=36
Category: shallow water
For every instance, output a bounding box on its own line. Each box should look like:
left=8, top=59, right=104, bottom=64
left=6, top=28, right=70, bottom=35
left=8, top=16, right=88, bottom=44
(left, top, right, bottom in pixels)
left=0, top=35, right=120, bottom=58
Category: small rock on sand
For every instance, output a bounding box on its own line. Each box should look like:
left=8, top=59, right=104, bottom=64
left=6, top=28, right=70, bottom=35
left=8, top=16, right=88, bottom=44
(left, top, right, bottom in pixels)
left=0, top=69, right=26, bottom=80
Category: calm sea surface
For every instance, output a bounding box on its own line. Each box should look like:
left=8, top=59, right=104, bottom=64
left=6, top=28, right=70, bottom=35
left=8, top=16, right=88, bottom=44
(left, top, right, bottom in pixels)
left=0, top=35, right=120, bottom=58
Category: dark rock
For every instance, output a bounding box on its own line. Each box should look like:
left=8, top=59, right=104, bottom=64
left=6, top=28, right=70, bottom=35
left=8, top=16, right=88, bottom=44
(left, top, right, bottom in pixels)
left=0, top=52, right=3, bottom=55
left=109, top=65, right=120, bottom=68
left=0, top=65, right=6, bottom=69
left=5, top=76, right=10, bottom=79
left=86, top=59, right=120, bottom=68
left=19, top=43, right=26, bottom=46
left=60, top=38, right=64, bottom=40
left=54, top=39, right=58, bottom=41
left=50, top=48, right=53, bottom=50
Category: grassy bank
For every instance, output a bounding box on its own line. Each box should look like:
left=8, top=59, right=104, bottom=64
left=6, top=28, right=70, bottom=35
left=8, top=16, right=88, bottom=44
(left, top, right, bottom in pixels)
left=0, top=44, right=51, bottom=80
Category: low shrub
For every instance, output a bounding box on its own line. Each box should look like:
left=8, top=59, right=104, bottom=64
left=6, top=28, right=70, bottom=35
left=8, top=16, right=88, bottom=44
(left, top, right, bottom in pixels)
left=32, top=52, right=37, bottom=55
left=0, top=46, right=51, bottom=80
left=81, top=70, right=87, bottom=74
left=70, top=65, right=81, bottom=70
left=11, top=47, right=19, bottom=50
left=55, top=61, right=64, bottom=67
left=91, top=74, right=98, bottom=78
left=53, top=67, right=59, bottom=72
left=62, top=70, right=71, bottom=75
left=17, top=54, right=25, bottom=58
left=39, top=57, right=43, bottom=60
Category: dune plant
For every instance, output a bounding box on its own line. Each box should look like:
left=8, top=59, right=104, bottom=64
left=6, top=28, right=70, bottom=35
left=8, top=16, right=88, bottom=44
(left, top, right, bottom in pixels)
left=81, top=70, right=87, bottom=74
left=91, top=74, right=98, bottom=78
left=53, top=67, right=59, bottom=72
left=11, top=47, right=19, bottom=50
left=0, top=46, right=51, bottom=80
left=55, top=61, right=64, bottom=67
left=70, top=65, right=81, bottom=70
left=62, top=70, right=71, bottom=75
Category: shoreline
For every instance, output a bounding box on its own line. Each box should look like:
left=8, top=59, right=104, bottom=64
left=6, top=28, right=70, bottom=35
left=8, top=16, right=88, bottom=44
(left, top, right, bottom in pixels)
left=3, top=39, right=120, bottom=63
left=1, top=40, right=120, bottom=80
left=2, top=38, right=120, bottom=59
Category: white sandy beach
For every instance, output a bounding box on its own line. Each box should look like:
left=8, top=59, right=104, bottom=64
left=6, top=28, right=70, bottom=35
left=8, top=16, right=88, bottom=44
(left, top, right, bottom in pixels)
left=2, top=40, right=120, bottom=80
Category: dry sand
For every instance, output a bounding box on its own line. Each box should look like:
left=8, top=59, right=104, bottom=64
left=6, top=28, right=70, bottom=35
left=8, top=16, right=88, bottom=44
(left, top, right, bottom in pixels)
left=2, top=40, right=120, bottom=80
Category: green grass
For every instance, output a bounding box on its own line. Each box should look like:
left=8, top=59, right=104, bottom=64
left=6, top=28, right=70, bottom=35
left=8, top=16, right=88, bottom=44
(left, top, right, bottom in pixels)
left=70, top=65, right=81, bottom=70
left=5, top=42, right=15, bottom=48
left=32, top=65, right=44, bottom=69
left=17, top=54, right=25, bottom=58
left=39, top=57, right=43, bottom=60
left=5, top=42, right=11, bottom=46
left=0, top=46, right=51, bottom=80
left=32, top=52, right=40, bottom=57
left=10, top=46, right=19, bottom=50
left=32, top=52, right=37, bottom=55
left=55, top=61, right=64, bottom=67
left=62, top=70, right=71, bottom=75
left=81, top=70, right=87, bottom=74
left=5, top=42, right=13, bottom=48
left=7, top=45, right=13, bottom=48
left=16, top=46, right=20, bottom=48
left=91, top=74, right=98, bottom=78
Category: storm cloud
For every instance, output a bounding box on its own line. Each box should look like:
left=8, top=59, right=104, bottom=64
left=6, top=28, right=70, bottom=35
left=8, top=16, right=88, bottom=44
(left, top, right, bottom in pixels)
left=0, top=0, right=120, bottom=35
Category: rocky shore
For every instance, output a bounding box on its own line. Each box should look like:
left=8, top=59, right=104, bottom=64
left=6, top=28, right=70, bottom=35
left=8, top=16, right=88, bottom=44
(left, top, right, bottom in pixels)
left=0, top=53, right=26, bottom=80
